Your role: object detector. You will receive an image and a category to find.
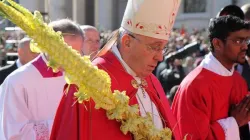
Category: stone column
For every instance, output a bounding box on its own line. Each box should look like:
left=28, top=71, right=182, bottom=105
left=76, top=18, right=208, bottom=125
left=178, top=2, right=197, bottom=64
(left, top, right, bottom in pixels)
left=238, top=0, right=250, bottom=7
left=19, top=0, right=45, bottom=12
left=213, top=0, right=232, bottom=16
left=72, top=0, right=86, bottom=25
left=48, top=0, right=73, bottom=20
left=94, top=0, right=115, bottom=31
left=116, top=0, right=127, bottom=28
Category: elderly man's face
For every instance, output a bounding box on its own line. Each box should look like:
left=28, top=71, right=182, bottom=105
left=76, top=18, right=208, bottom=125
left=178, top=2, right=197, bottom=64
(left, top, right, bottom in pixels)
left=121, top=33, right=167, bottom=78
left=82, top=29, right=100, bottom=59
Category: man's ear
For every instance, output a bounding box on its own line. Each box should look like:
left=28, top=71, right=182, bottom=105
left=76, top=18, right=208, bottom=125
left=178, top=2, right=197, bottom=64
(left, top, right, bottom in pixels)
left=212, top=38, right=224, bottom=52
left=121, top=34, right=131, bottom=49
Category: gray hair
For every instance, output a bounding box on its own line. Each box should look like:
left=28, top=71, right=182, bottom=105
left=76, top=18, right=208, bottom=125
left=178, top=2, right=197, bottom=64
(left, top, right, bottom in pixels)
left=98, top=27, right=130, bottom=50
left=18, top=37, right=31, bottom=48
left=80, top=25, right=99, bottom=39
left=49, top=19, right=84, bottom=38
left=116, top=27, right=133, bottom=48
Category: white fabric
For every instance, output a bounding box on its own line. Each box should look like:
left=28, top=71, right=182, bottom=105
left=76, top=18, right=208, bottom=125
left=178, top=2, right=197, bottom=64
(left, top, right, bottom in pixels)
left=16, top=59, right=23, bottom=68
left=218, top=117, right=240, bottom=140
left=112, top=45, right=163, bottom=129
left=121, top=0, right=181, bottom=40
left=200, top=52, right=234, bottom=76
left=200, top=53, right=240, bottom=140
left=236, top=64, right=243, bottom=74
left=249, top=122, right=250, bottom=133
left=0, top=57, right=66, bottom=140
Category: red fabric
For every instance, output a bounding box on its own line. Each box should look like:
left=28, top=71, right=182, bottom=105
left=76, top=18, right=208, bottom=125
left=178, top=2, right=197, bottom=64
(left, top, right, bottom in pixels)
left=172, top=66, right=248, bottom=140
left=32, top=56, right=63, bottom=78
left=50, top=51, right=180, bottom=140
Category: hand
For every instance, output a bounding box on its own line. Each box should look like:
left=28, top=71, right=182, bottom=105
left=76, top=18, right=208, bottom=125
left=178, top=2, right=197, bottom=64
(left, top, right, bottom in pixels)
left=230, top=95, right=250, bottom=127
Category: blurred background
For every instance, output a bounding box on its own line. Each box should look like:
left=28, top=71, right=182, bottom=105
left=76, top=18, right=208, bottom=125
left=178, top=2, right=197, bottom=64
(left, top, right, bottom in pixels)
left=4, top=0, right=248, bottom=31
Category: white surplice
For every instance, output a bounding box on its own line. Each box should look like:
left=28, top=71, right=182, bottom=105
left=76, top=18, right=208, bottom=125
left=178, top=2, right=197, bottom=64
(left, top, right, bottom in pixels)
left=0, top=54, right=66, bottom=140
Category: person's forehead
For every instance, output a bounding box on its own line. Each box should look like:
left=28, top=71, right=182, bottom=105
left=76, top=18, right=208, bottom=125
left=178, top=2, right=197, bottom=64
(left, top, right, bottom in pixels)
left=228, top=29, right=250, bottom=38
left=85, top=29, right=99, bottom=35
left=63, top=35, right=84, bottom=44
left=85, top=30, right=100, bottom=38
left=134, top=33, right=167, bottom=43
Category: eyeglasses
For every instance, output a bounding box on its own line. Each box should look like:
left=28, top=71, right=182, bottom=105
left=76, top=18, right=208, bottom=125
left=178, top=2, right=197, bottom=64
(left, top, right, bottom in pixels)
left=85, top=39, right=100, bottom=45
left=225, top=38, right=250, bottom=46
left=128, top=34, right=166, bottom=54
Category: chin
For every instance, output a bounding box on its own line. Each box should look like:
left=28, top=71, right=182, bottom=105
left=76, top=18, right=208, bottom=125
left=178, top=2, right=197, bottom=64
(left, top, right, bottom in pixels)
left=237, top=59, right=246, bottom=65
left=141, top=71, right=152, bottom=78
left=90, top=52, right=98, bottom=58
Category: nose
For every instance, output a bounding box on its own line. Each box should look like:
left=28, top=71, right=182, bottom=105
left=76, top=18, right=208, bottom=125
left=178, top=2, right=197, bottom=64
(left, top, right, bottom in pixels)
left=91, top=44, right=99, bottom=51
left=95, top=41, right=101, bottom=48
left=154, top=51, right=164, bottom=62
left=241, top=43, right=248, bottom=51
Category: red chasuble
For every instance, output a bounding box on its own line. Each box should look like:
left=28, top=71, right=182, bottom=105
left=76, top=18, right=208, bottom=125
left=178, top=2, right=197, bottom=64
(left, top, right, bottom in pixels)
left=172, top=66, right=248, bottom=140
left=50, top=51, right=181, bottom=140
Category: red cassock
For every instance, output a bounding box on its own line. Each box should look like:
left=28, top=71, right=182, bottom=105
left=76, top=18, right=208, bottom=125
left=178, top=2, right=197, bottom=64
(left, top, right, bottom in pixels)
left=50, top=51, right=181, bottom=140
left=172, top=67, right=248, bottom=140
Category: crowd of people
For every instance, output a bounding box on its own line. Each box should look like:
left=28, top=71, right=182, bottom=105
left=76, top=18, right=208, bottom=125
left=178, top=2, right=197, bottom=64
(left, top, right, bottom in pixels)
left=0, top=0, right=250, bottom=140
left=154, top=27, right=209, bottom=94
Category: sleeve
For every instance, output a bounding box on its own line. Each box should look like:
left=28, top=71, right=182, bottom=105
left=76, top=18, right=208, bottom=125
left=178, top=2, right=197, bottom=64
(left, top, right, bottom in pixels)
left=172, top=85, right=225, bottom=140
left=0, top=78, right=50, bottom=140
left=249, top=122, right=250, bottom=132
left=249, top=122, right=250, bottom=133
left=50, top=84, right=79, bottom=140
left=229, top=72, right=250, bottom=139
left=217, top=117, right=240, bottom=140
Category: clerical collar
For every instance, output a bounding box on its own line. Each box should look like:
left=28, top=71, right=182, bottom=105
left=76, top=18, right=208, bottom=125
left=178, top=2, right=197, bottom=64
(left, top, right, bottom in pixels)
left=16, top=59, right=23, bottom=68
left=200, top=52, right=234, bottom=76
left=41, top=53, right=65, bottom=75
left=111, top=45, right=137, bottom=77
left=41, top=53, right=49, bottom=64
